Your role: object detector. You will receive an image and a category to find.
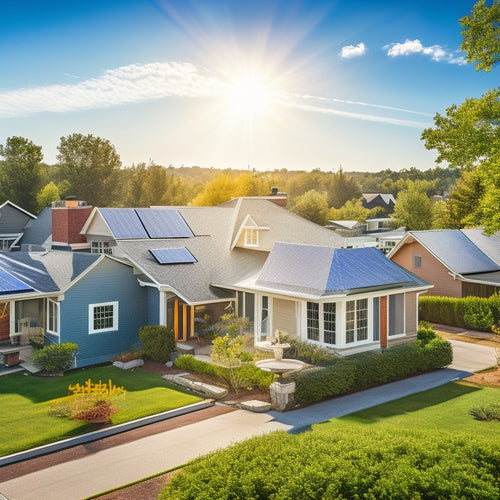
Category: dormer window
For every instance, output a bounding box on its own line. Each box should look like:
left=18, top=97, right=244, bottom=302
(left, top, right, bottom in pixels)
left=91, top=241, right=112, bottom=255
left=244, top=228, right=258, bottom=247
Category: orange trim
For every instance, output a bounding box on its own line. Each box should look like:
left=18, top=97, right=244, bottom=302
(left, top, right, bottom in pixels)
left=182, top=305, right=187, bottom=339
left=174, top=300, right=179, bottom=340
left=0, top=303, right=8, bottom=320
left=380, top=296, right=388, bottom=348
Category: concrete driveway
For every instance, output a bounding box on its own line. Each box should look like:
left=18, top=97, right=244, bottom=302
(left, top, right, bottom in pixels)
left=448, top=339, right=497, bottom=372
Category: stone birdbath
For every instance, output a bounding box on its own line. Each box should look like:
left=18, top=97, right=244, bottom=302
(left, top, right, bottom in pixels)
left=255, top=340, right=305, bottom=411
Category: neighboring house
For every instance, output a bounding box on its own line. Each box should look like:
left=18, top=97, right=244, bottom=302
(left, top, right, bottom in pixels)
left=19, top=206, right=53, bottom=251
left=0, top=201, right=36, bottom=251
left=0, top=251, right=147, bottom=367
left=362, top=193, right=396, bottom=213
left=215, top=243, right=431, bottom=355
left=388, top=228, right=500, bottom=298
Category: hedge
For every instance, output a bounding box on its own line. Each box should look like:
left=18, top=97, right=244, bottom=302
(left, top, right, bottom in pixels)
left=419, top=294, right=500, bottom=332
left=138, top=325, right=176, bottom=362
left=31, top=342, right=78, bottom=373
left=291, top=339, right=452, bottom=404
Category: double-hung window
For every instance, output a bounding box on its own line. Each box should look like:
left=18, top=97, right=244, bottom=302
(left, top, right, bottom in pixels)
left=323, top=303, right=336, bottom=345
left=307, top=302, right=319, bottom=341
left=346, top=298, right=368, bottom=343
left=388, top=294, right=405, bottom=336
left=244, top=229, right=258, bottom=247
left=47, top=299, right=59, bottom=335
left=89, top=301, right=118, bottom=334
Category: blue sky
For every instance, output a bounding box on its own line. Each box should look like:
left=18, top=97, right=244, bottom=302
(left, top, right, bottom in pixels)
left=0, top=0, right=497, bottom=172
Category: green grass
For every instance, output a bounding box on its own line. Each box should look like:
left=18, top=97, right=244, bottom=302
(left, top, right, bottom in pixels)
left=0, top=366, right=201, bottom=457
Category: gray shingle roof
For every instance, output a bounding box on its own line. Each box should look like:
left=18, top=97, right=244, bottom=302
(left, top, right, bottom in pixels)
left=410, top=230, right=500, bottom=274
left=20, top=206, right=52, bottom=249
left=0, top=251, right=100, bottom=295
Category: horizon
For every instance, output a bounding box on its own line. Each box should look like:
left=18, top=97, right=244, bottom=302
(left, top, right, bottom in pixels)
left=1, top=0, right=497, bottom=172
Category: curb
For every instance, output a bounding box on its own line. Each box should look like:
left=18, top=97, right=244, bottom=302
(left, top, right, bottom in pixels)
left=0, top=400, right=214, bottom=468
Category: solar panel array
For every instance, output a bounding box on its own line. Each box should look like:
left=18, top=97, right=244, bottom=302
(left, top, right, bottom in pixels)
left=100, top=208, right=193, bottom=240
left=0, top=268, right=33, bottom=294
left=149, top=248, right=197, bottom=265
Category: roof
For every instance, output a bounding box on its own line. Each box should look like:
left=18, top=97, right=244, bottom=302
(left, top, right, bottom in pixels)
left=390, top=229, right=500, bottom=275
left=362, top=193, right=396, bottom=205
left=20, top=206, right=52, bottom=249
left=0, top=200, right=36, bottom=220
left=0, top=267, right=33, bottom=294
left=0, top=251, right=101, bottom=296
left=251, top=243, right=429, bottom=297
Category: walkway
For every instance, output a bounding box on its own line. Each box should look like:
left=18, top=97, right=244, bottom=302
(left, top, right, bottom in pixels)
left=0, top=339, right=497, bottom=500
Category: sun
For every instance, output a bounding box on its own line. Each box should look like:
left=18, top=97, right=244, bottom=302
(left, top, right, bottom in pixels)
left=223, top=71, right=275, bottom=118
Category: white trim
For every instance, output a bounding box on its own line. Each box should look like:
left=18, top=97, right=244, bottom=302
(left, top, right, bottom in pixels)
left=159, top=291, right=167, bottom=326
left=88, top=301, right=119, bottom=334
left=46, top=298, right=60, bottom=336
left=0, top=200, right=36, bottom=219
left=244, top=228, right=259, bottom=247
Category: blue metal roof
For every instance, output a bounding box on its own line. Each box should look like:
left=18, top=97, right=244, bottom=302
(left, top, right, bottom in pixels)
left=0, top=268, right=33, bottom=295
left=149, top=247, right=197, bottom=264
left=136, top=209, right=193, bottom=239
left=413, top=230, right=500, bottom=274
left=257, top=243, right=425, bottom=296
left=100, top=209, right=149, bottom=239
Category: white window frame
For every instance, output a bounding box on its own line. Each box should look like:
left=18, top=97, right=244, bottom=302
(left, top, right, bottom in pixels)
left=244, top=228, right=258, bottom=247
left=388, top=293, right=405, bottom=337
left=413, top=254, right=421, bottom=268
left=91, top=241, right=112, bottom=255
left=323, top=302, right=336, bottom=345
left=89, top=301, right=119, bottom=334
left=47, top=299, right=60, bottom=336
left=345, top=298, right=368, bottom=344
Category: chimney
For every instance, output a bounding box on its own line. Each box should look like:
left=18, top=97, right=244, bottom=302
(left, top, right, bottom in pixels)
left=51, top=198, right=93, bottom=249
left=266, top=188, right=287, bottom=207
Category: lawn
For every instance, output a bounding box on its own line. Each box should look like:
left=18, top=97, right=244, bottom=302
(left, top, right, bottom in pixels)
left=161, top=381, right=500, bottom=499
left=0, top=365, right=201, bottom=457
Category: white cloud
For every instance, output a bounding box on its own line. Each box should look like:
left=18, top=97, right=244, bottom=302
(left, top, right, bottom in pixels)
left=339, top=42, right=366, bottom=58
left=0, top=62, right=224, bottom=118
left=385, top=39, right=467, bottom=65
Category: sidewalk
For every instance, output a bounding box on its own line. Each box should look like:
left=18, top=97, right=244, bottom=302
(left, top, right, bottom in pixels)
left=0, top=367, right=476, bottom=500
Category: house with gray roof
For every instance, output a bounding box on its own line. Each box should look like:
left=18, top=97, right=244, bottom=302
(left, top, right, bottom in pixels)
left=388, top=228, right=500, bottom=298
left=0, top=250, right=147, bottom=367
left=0, top=200, right=36, bottom=251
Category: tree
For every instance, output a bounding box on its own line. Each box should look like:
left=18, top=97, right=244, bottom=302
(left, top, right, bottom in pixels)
left=57, top=134, right=121, bottom=206
left=290, top=190, right=329, bottom=226
left=0, top=136, right=43, bottom=213
left=392, top=181, right=433, bottom=230
left=421, top=88, right=500, bottom=170
left=461, top=0, right=500, bottom=72
left=327, top=167, right=362, bottom=208
left=37, top=182, right=60, bottom=210
left=328, top=199, right=373, bottom=223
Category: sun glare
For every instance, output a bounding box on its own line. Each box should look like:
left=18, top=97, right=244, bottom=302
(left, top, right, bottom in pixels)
left=224, top=71, right=274, bottom=117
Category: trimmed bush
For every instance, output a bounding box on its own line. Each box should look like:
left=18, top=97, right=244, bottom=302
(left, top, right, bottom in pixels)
left=420, top=294, right=500, bottom=332
left=138, top=325, right=176, bottom=362
left=417, top=326, right=437, bottom=345
left=31, top=342, right=78, bottom=373
left=291, top=339, right=452, bottom=404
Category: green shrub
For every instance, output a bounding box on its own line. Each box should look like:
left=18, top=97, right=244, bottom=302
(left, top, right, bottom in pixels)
left=138, top=325, right=176, bottom=362
left=291, top=340, right=452, bottom=404
left=469, top=402, right=500, bottom=421
left=464, top=297, right=495, bottom=331
left=281, top=334, right=338, bottom=365
left=160, top=429, right=500, bottom=500
left=417, top=326, right=437, bottom=345
left=31, top=342, right=78, bottom=373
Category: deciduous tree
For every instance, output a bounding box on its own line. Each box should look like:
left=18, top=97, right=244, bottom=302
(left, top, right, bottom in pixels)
left=290, top=190, right=329, bottom=226
left=37, top=182, right=60, bottom=210
left=392, top=181, right=433, bottom=230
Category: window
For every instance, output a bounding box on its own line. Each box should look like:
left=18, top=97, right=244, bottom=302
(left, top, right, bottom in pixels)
left=244, top=229, right=258, bottom=247
left=0, top=238, right=16, bottom=251
left=261, top=296, right=269, bottom=335
left=413, top=254, right=421, bottom=268
left=389, top=294, right=404, bottom=336
left=47, top=299, right=59, bottom=334
left=373, top=297, right=380, bottom=341
left=323, top=302, right=336, bottom=345
left=346, top=298, right=368, bottom=343
left=89, top=301, right=118, bottom=334
left=91, top=241, right=112, bottom=255
left=307, top=302, right=319, bottom=341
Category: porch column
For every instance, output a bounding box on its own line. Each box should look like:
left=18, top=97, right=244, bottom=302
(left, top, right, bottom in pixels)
left=159, top=291, right=167, bottom=326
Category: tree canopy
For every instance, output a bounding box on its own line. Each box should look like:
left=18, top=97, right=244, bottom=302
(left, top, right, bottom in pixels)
left=461, top=0, right=500, bottom=72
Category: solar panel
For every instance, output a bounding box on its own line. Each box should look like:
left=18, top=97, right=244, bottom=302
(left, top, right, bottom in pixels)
left=0, top=268, right=33, bottom=294
left=149, top=248, right=197, bottom=264
left=100, top=209, right=149, bottom=239
left=136, top=209, right=193, bottom=239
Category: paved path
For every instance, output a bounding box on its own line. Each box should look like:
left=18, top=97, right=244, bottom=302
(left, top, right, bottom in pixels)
left=0, top=341, right=496, bottom=500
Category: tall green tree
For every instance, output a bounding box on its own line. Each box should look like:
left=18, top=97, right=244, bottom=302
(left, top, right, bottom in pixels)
left=461, top=0, right=500, bottom=72
left=37, top=182, right=60, bottom=210
left=392, top=181, right=433, bottom=230
left=0, top=136, right=43, bottom=213
left=57, top=133, right=121, bottom=206
left=327, top=167, right=362, bottom=208
left=290, top=190, right=329, bottom=226
left=328, top=199, right=373, bottom=223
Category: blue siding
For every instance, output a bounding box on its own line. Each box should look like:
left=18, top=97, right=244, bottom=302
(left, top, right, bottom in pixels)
left=59, top=257, right=148, bottom=367
left=147, top=287, right=160, bottom=325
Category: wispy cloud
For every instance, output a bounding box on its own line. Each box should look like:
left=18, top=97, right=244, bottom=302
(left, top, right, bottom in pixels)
left=339, top=42, right=366, bottom=59
left=384, top=39, right=466, bottom=65
left=0, top=60, right=430, bottom=128
left=0, top=62, right=223, bottom=118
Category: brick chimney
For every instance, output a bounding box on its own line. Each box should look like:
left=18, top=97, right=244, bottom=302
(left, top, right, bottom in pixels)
left=51, top=198, right=93, bottom=248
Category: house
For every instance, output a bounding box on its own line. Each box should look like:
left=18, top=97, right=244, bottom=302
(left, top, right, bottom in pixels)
left=0, top=250, right=147, bottom=367
left=388, top=228, right=500, bottom=298
left=0, top=201, right=36, bottom=251
left=215, top=243, right=431, bottom=355
left=362, top=193, right=396, bottom=213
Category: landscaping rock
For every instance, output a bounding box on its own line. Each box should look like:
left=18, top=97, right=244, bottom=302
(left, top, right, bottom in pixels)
left=239, top=400, right=271, bottom=413
left=112, top=359, right=144, bottom=370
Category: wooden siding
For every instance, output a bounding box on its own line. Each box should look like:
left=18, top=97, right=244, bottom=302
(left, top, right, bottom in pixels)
left=272, top=298, right=297, bottom=336
left=380, top=296, right=387, bottom=348
left=60, top=258, right=148, bottom=367
left=391, top=241, right=462, bottom=297
left=147, top=287, right=160, bottom=325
